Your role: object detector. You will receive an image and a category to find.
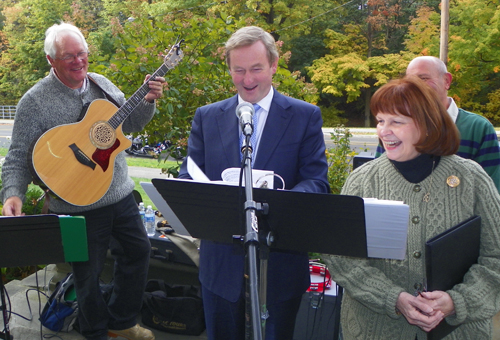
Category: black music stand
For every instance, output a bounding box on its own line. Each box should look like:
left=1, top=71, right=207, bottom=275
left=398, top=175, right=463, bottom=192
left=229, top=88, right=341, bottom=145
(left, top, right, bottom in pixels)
left=0, top=214, right=87, bottom=340
left=152, top=178, right=367, bottom=257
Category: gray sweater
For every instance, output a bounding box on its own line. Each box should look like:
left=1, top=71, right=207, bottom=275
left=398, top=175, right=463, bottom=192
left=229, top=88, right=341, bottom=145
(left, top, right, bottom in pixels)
left=322, top=154, right=500, bottom=340
left=0, top=69, right=155, bottom=213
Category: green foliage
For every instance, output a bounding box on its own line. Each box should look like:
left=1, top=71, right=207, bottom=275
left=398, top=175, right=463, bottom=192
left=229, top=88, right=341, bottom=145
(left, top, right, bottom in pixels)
left=208, top=0, right=345, bottom=41
left=484, top=89, right=500, bottom=126
left=1, top=265, right=41, bottom=284
left=308, top=50, right=412, bottom=102
left=2, top=0, right=500, bottom=132
left=404, top=5, right=440, bottom=55
left=321, top=105, right=348, bottom=127
left=21, top=185, right=45, bottom=215
left=326, top=125, right=357, bottom=194
left=403, top=0, right=500, bottom=124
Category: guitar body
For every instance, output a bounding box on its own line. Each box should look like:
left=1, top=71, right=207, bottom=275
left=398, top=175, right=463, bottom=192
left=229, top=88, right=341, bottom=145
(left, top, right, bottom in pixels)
left=31, top=99, right=131, bottom=206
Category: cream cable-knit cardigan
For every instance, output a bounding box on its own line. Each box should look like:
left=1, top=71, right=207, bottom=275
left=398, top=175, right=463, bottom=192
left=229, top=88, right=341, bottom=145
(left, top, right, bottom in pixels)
left=323, top=154, right=500, bottom=340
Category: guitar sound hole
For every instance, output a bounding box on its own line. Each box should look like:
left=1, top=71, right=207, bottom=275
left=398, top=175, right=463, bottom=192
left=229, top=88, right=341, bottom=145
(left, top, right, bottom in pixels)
left=90, top=121, right=116, bottom=149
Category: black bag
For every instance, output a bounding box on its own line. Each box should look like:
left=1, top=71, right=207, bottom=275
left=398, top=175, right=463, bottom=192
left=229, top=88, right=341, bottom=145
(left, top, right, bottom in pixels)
left=39, top=273, right=78, bottom=332
left=141, top=280, right=205, bottom=336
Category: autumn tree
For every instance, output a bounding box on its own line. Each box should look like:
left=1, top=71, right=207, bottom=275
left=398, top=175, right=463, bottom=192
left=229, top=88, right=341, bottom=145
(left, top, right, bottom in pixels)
left=404, top=0, right=500, bottom=125
left=308, top=0, right=419, bottom=126
left=0, top=0, right=104, bottom=104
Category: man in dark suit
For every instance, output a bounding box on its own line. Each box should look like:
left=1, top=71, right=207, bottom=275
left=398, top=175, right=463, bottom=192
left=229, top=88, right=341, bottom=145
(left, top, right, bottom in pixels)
left=178, top=26, right=329, bottom=339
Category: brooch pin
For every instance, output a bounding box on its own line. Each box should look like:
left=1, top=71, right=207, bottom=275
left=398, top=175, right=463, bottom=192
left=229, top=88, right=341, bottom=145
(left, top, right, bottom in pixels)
left=446, top=175, right=460, bottom=188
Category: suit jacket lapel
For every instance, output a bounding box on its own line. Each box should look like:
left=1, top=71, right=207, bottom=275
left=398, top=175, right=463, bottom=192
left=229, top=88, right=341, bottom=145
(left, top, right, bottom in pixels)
left=216, top=96, right=240, bottom=167
left=255, top=90, right=292, bottom=169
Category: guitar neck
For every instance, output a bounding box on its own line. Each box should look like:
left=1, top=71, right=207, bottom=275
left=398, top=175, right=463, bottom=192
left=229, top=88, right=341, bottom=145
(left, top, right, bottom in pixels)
left=107, top=63, right=171, bottom=129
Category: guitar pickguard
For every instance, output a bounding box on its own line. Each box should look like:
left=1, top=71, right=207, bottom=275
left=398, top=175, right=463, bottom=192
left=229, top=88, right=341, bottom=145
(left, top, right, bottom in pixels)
left=92, top=139, right=121, bottom=172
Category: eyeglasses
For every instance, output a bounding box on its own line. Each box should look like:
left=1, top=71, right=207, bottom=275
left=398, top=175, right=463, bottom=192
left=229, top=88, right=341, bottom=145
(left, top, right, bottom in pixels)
left=56, top=51, right=89, bottom=63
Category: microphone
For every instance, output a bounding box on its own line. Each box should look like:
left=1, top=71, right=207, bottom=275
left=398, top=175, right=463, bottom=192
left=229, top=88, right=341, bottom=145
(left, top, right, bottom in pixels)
left=235, top=101, right=255, bottom=137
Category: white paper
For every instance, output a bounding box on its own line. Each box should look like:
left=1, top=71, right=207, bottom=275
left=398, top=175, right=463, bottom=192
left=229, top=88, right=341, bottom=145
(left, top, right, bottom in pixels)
left=363, top=198, right=409, bottom=260
left=186, top=157, right=274, bottom=188
left=186, top=156, right=210, bottom=182
left=221, top=168, right=274, bottom=189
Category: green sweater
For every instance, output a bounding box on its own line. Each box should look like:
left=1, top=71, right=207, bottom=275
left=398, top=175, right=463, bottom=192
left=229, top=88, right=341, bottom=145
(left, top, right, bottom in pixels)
left=322, top=154, right=500, bottom=340
left=0, top=69, right=155, bottom=213
left=455, top=108, right=500, bottom=191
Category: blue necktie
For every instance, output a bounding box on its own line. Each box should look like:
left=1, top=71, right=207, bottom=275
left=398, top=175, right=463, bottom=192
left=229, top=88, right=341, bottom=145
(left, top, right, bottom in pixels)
left=240, top=103, right=261, bottom=165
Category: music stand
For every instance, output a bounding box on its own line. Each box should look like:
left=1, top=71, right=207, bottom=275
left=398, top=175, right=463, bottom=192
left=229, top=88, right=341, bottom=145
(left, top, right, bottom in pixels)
left=0, top=214, right=88, bottom=340
left=151, top=178, right=367, bottom=257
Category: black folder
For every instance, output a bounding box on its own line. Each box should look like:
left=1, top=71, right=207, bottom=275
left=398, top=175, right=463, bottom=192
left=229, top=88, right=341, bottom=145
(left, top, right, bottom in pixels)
left=425, top=215, right=481, bottom=340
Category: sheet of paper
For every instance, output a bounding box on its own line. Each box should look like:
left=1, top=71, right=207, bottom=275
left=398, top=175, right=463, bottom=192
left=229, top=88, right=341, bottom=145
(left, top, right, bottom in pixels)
left=221, top=167, right=274, bottom=188
left=363, top=198, right=409, bottom=260
left=186, top=157, right=274, bottom=188
left=187, top=156, right=210, bottom=182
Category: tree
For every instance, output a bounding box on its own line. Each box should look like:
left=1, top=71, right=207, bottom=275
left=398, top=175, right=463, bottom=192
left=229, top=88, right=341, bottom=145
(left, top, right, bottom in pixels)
left=447, top=0, right=500, bottom=121
left=404, top=5, right=440, bottom=55
left=308, top=26, right=413, bottom=126
left=0, top=0, right=104, bottom=104
left=306, top=0, right=423, bottom=126
left=208, top=0, right=345, bottom=40
left=404, top=0, right=500, bottom=125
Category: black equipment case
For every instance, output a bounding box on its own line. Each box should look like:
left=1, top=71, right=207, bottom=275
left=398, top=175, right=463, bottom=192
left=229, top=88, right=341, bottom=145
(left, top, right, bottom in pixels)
left=149, top=232, right=197, bottom=267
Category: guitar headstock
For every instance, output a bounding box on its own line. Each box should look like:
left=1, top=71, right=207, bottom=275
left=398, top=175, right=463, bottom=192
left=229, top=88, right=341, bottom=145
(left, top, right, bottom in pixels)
left=164, top=39, right=184, bottom=70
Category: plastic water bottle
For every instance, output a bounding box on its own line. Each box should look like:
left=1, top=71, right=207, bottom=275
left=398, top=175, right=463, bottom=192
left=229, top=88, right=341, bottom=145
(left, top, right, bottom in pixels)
left=138, top=202, right=145, bottom=227
left=145, top=205, right=155, bottom=236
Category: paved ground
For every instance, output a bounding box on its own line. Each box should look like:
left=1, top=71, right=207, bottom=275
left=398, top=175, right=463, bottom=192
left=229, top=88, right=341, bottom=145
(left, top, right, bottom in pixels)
left=2, top=265, right=206, bottom=340
left=128, top=166, right=172, bottom=180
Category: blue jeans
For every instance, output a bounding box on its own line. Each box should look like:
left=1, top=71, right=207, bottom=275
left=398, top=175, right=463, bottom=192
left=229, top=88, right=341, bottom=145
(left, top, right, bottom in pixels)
left=53, top=193, right=151, bottom=340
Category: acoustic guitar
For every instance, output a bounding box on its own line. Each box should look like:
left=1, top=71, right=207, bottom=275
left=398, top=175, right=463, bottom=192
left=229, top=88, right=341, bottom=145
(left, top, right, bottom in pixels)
left=30, top=41, right=184, bottom=206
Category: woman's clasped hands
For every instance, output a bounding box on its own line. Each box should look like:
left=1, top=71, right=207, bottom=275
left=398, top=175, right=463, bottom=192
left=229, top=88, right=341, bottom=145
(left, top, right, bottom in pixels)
left=396, top=291, right=455, bottom=332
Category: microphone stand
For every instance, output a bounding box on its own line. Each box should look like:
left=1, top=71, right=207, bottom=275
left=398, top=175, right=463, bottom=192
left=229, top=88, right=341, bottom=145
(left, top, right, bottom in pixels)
left=240, top=135, right=266, bottom=340
left=0, top=280, right=13, bottom=340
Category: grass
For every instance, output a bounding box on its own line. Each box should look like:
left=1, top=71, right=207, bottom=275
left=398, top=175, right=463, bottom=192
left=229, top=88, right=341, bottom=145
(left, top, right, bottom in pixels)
left=132, top=177, right=156, bottom=209
left=125, top=156, right=179, bottom=169
left=126, top=157, right=181, bottom=210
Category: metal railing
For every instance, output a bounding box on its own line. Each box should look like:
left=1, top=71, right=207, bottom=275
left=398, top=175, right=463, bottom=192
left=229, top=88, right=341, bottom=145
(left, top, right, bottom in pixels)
left=0, top=106, right=16, bottom=120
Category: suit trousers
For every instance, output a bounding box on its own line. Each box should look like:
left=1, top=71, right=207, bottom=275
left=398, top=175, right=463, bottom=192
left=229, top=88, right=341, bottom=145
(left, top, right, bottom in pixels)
left=52, top=193, right=151, bottom=340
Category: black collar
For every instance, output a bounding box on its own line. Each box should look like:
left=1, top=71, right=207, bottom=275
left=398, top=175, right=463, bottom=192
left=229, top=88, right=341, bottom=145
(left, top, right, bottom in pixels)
left=390, top=154, right=440, bottom=183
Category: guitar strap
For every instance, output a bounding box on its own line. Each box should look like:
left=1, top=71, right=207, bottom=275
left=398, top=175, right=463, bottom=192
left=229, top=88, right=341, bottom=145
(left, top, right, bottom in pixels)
left=78, top=75, right=122, bottom=121
left=88, top=75, right=122, bottom=107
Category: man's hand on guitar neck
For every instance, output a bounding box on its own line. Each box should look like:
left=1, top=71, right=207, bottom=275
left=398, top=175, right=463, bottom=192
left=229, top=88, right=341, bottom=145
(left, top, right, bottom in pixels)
left=2, top=196, right=25, bottom=216
left=144, top=75, right=166, bottom=103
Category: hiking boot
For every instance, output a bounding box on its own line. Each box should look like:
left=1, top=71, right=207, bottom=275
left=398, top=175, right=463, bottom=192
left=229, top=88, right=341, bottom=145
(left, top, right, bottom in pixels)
left=108, top=324, right=155, bottom=340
